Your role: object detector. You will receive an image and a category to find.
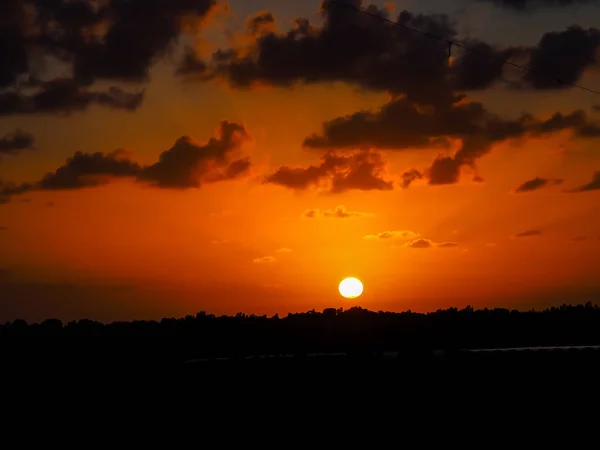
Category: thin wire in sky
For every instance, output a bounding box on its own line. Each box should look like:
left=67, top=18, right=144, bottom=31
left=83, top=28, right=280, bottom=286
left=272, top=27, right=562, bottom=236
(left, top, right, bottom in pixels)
left=327, top=0, right=600, bottom=96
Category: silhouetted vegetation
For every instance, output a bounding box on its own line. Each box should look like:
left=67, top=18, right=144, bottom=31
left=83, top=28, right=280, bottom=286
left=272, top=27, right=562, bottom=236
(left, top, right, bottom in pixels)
left=2, top=303, right=599, bottom=369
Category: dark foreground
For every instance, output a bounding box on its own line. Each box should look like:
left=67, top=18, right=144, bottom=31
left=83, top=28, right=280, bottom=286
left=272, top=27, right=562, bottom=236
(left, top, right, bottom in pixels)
left=3, top=305, right=600, bottom=427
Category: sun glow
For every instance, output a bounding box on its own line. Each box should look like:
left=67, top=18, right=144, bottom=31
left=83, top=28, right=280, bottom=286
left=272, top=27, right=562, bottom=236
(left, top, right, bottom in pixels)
left=339, top=277, right=364, bottom=299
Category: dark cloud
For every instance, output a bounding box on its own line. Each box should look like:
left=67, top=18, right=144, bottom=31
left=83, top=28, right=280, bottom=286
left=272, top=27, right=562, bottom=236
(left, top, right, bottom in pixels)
left=0, top=226, right=6, bottom=231
left=0, top=129, right=35, bottom=155
left=246, top=11, right=276, bottom=35
left=593, top=105, right=600, bottom=112
left=140, top=121, right=251, bottom=188
left=567, top=171, right=600, bottom=192
left=195, top=1, right=599, bottom=101
left=39, top=150, right=142, bottom=190
left=0, top=120, right=252, bottom=203
left=0, top=179, right=32, bottom=204
left=401, top=169, right=424, bottom=189
left=0, top=81, right=144, bottom=116
left=515, top=177, right=564, bottom=193
left=305, top=95, right=600, bottom=185
left=265, top=150, right=393, bottom=194
left=531, top=110, right=600, bottom=138
left=194, top=3, right=466, bottom=105
left=522, top=26, right=600, bottom=89
left=479, top=0, right=599, bottom=11
left=407, top=239, right=433, bottom=249
left=515, top=230, right=543, bottom=238
left=573, top=235, right=588, bottom=242
left=0, top=0, right=217, bottom=114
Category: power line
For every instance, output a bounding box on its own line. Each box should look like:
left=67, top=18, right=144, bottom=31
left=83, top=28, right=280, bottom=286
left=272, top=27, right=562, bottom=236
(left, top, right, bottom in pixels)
left=327, top=0, right=600, bottom=96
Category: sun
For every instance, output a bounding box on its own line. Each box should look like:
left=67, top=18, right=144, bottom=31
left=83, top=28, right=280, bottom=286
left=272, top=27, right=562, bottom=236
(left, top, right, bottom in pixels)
left=339, top=277, right=364, bottom=299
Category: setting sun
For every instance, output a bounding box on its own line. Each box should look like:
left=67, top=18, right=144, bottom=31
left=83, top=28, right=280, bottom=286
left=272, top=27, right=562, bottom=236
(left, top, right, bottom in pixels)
left=339, top=278, right=364, bottom=299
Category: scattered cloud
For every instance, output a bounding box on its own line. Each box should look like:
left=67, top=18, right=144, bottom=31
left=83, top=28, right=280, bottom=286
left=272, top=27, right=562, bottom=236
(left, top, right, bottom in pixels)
left=302, top=205, right=373, bottom=219
left=515, top=177, right=564, bottom=193
left=276, top=248, right=292, bottom=253
left=0, top=121, right=253, bottom=203
left=140, top=121, right=251, bottom=188
left=265, top=150, right=393, bottom=194
left=437, top=242, right=459, bottom=248
left=406, top=239, right=433, bottom=249
left=401, top=169, right=425, bottom=189
left=0, top=82, right=145, bottom=116
left=567, top=171, right=600, bottom=192
left=39, top=150, right=142, bottom=190
left=398, top=239, right=460, bottom=249
left=198, top=3, right=599, bottom=99
left=0, top=0, right=217, bottom=115
left=0, top=129, right=35, bottom=155
left=515, top=230, right=543, bottom=238
left=253, top=256, right=277, bottom=264
left=364, top=230, right=419, bottom=240
left=305, top=97, right=600, bottom=186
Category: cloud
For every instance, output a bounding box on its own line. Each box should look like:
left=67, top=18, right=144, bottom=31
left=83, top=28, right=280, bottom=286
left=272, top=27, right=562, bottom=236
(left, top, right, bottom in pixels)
left=0, top=81, right=145, bottom=116
left=303, top=205, right=373, bottom=219
left=567, top=171, right=600, bottom=192
left=0, top=226, right=6, bottom=231
left=477, top=0, right=598, bottom=11
left=0, top=179, right=33, bottom=204
left=515, top=177, right=564, bottom=193
left=253, top=256, right=277, bottom=264
left=38, top=150, right=142, bottom=190
left=265, top=150, right=393, bottom=194
left=276, top=248, right=292, bottom=253
left=0, top=129, right=34, bottom=155
left=140, top=121, right=251, bottom=188
left=398, top=239, right=459, bottom=249
left=406, top=239, right=433, bottom=249
left=0, top=0, right=217, bottom=114
left=514, top=230, right=543, bottom=238
left=401, top=169, right=425, bottom=189
left=197, top=2, right=600, bottom=100
left=593, top=105, right=600, bottom=112
left=305, top=96, right=600, bottom=185
left=437, top=242, right=459, bottom=248
left=364, top=230, right=419, bottom=240
left=573, top=236, right=588, bottom=242
left=0, top=120, right=252, bottom=203
left=521, top=26, right=600, bottom=89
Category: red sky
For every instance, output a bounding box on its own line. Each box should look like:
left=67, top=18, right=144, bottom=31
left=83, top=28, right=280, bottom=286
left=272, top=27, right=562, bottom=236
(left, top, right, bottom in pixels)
left=1, top=0, right=600, bottom=323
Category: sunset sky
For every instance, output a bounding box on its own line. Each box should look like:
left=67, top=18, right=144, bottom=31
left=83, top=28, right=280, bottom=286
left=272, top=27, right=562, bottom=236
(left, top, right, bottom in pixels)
left=1, top=0, right=600, bottom=323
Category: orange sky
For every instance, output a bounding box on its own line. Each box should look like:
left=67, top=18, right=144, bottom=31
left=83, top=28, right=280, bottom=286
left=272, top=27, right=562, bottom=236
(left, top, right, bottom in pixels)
left=1, top=0, right=600, bottom=322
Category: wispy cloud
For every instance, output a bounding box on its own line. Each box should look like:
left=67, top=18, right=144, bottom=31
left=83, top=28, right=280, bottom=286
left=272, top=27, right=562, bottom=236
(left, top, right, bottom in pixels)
left=514, top=230, right=542, bottom=238
left=302, top=205, right=373, bottom=219
left=363, top=230, right=419, bottom=240
left=253, top=256, right=277, bottom=264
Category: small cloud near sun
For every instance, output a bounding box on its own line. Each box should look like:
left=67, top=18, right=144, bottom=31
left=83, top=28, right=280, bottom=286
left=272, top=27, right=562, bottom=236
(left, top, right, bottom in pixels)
left=392, top=239, right=460, bottom=249
left=363, top=230, right=419, bottom=240
left=253, top=256, right=277, bottom=264
left=276, top=248, right=292, bottom=253
left=302, top=205, right=372, bottom=219
left=513, top=230, right=543, bottom=238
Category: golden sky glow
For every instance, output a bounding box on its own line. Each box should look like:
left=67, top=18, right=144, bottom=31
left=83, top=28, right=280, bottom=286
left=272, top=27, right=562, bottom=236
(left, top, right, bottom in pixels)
left=1, top=0, right=599, bottom=322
